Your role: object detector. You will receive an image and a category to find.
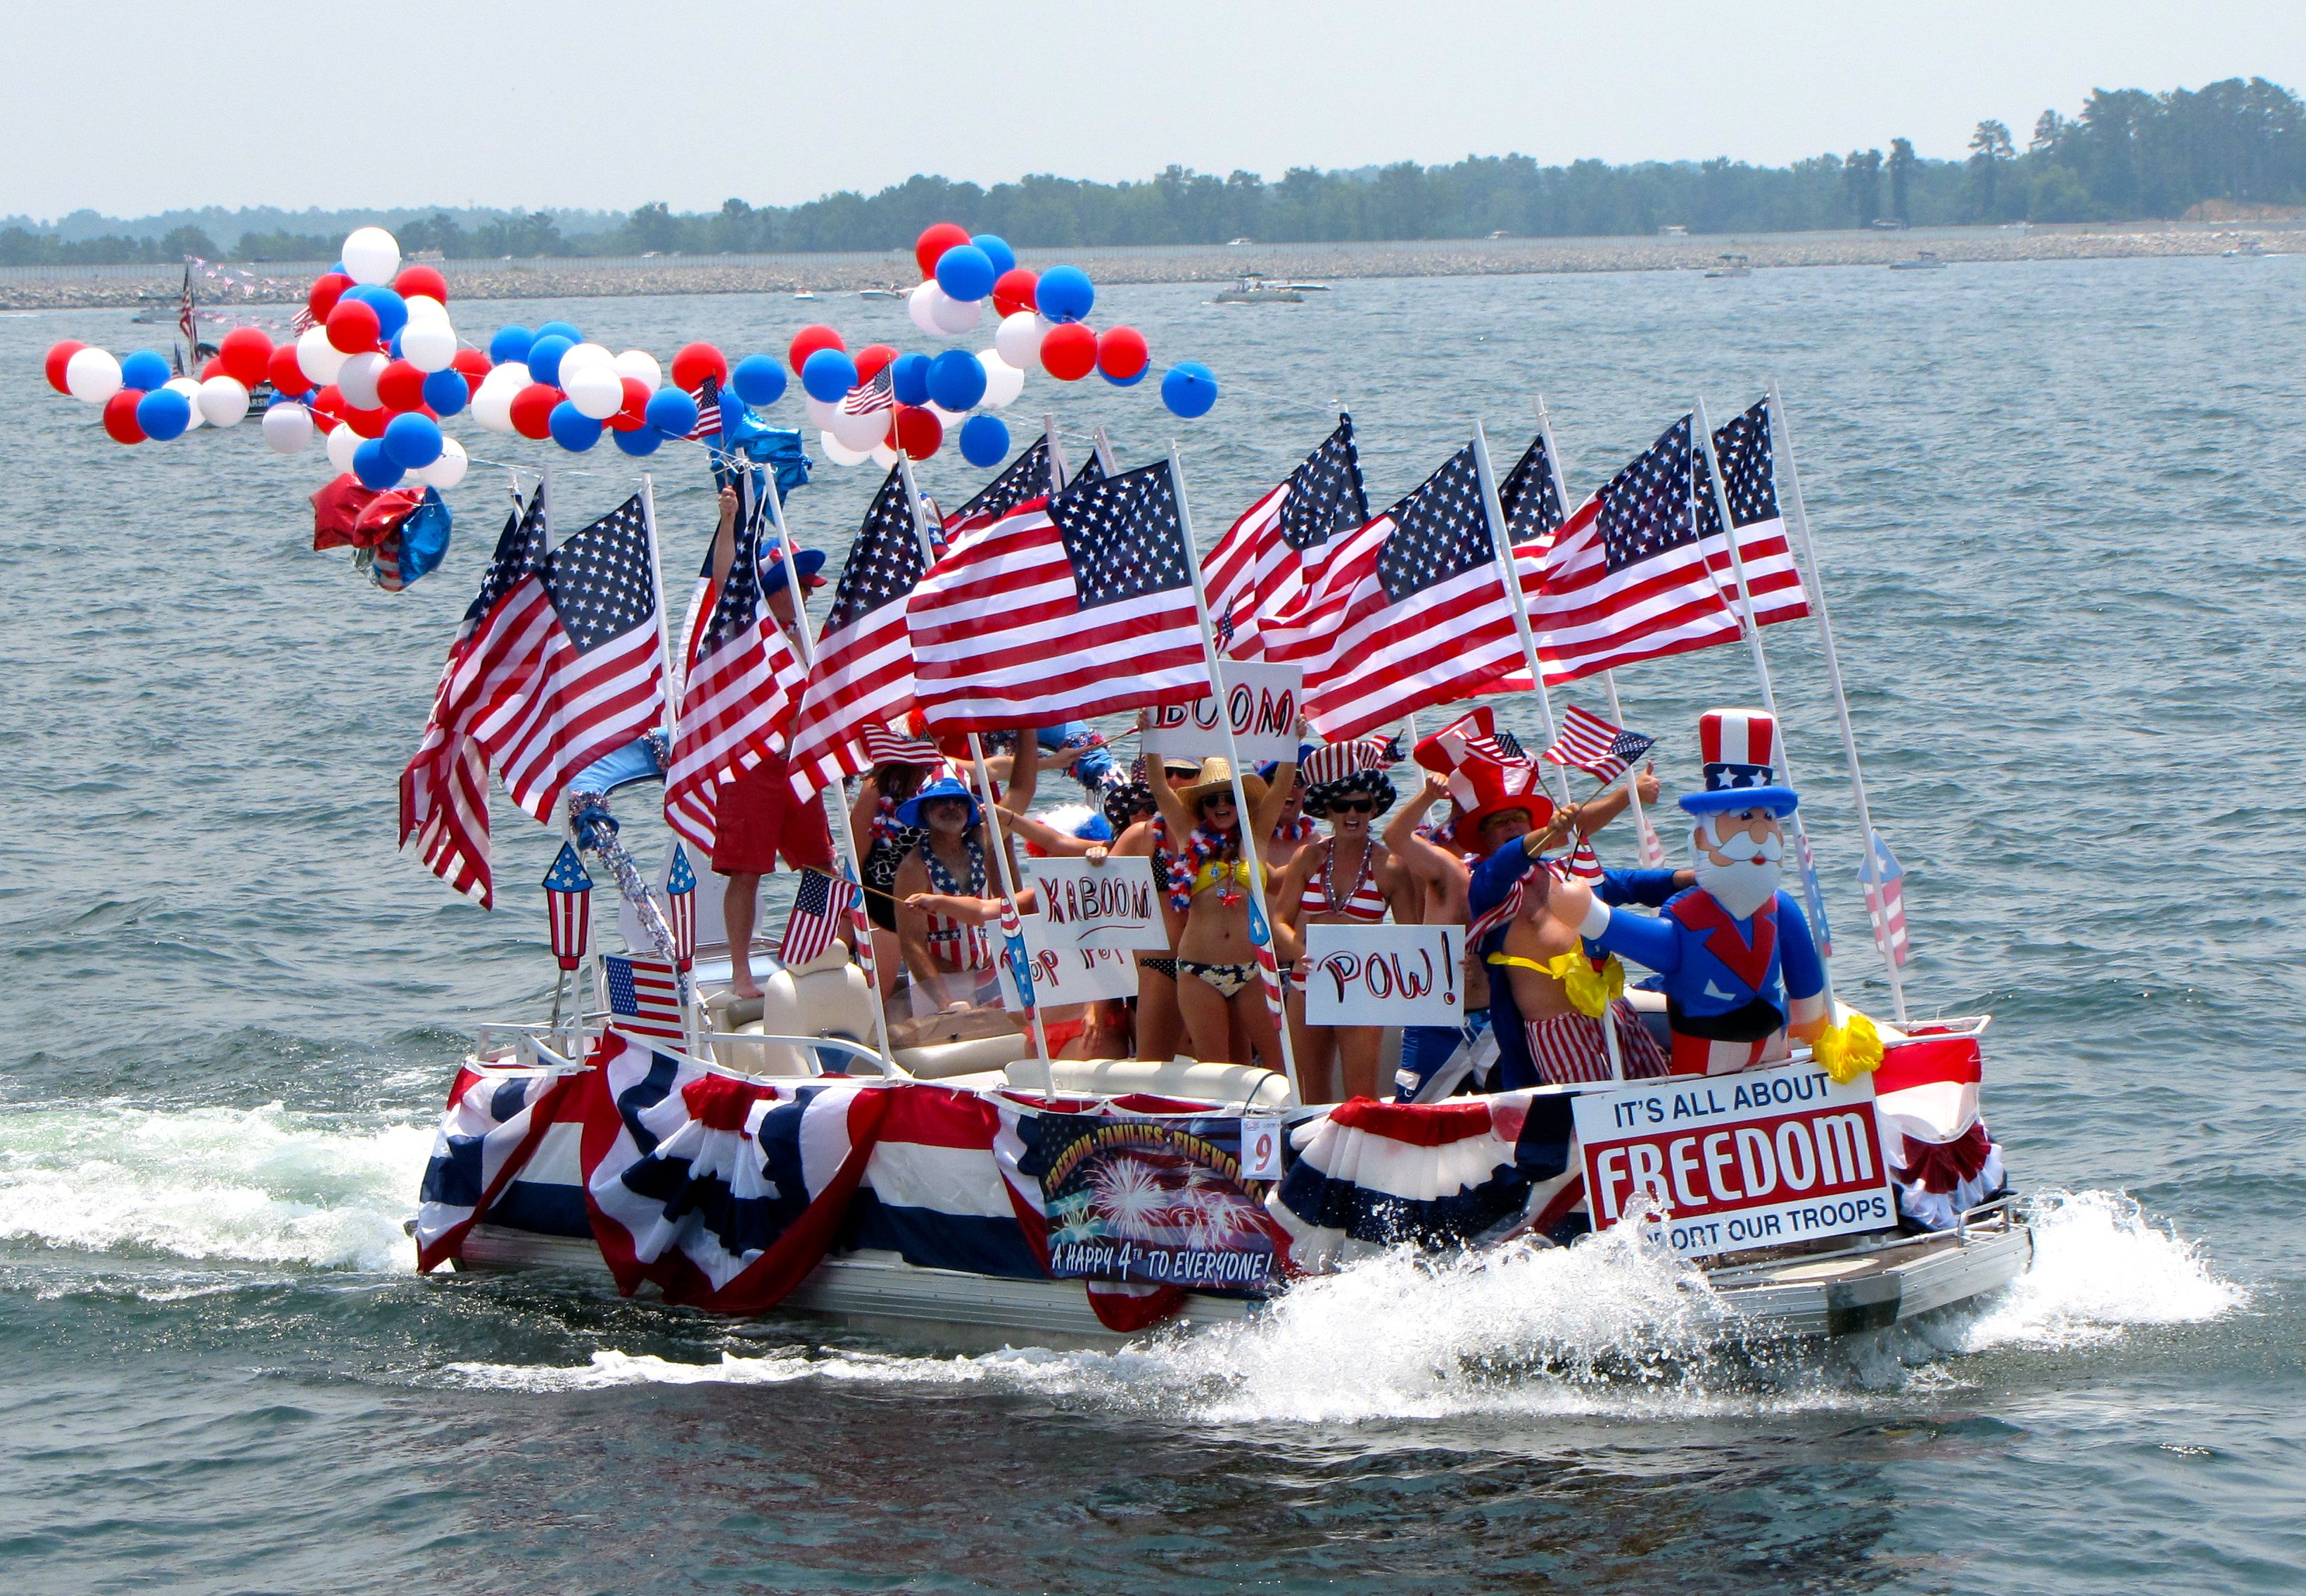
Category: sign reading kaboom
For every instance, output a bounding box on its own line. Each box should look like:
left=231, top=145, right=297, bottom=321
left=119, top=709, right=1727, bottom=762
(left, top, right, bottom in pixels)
left=1139, top=663, right=1302, bottom=766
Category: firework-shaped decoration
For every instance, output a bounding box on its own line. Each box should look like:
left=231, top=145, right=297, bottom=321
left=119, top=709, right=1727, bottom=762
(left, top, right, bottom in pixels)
left=665, top=844, right=697, bottom=971
left=542, top=842, right=593, bottom=971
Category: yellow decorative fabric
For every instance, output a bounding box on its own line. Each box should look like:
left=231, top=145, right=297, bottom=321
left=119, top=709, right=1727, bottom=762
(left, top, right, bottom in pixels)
left=1485, top=949, right=1627, bottom=1018
left=1814, top=1011, right=1885, bottom=1083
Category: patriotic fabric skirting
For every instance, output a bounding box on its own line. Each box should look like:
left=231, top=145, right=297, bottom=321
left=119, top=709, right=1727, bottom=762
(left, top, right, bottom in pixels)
left=1522, top=1001, right=1670, bottom=1085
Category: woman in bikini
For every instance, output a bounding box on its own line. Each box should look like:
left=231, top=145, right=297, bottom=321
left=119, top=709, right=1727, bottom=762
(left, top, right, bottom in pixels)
left=891, top=733, right=1037, bottom=1013
left=1146, top=754, right=1298, bottom=1068
left=1272, top=764, right=1421, bottom=1102
left=1106, top=759, right=1193, bottom=1061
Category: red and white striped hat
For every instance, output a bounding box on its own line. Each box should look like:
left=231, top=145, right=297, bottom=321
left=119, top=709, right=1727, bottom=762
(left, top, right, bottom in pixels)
left=1680, top=707, right=1799, bottom=816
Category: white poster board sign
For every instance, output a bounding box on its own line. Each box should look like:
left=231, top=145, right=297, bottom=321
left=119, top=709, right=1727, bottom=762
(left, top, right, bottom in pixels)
left=1303, top=924, right=1466, bottom=1027
left=1139, top=662, right=1303, bottom=766
left=994, top=911, right=1143, bottom=1010
left=1571, top=1063, right=1896, bottom=1256
left=1026, top=856, right=1168, bottom=953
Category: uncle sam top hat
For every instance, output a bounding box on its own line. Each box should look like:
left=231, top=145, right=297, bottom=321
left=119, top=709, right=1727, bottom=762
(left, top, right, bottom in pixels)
left=1679, top=707, right=1800, bottom=818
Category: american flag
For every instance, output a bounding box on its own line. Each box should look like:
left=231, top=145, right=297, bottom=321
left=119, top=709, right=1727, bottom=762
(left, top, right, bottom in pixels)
left=859, top=722, right=949, bottom=770
left=1514, top=417, right=1744, bottom=686
left=842, top=869, right=878, bottom=991
left=1264, top=443, right=1524, bottom=741
left=1413, top=706, right=1520, bottom=806
left=1861, top=831, right=1911, bottom=967
left=840, top=366, right=896, bottom=417
left=1698, top=397, right=1810, bottom=631
left=778, top=868, right=859, bottom=968
left=467, top=494, right=669, bottom=825
left=1200, top=416, right=1368, bottom=661
left=663, top=490, right=809, bottom=851
left=908, top=460, right=1211, bottom=733
left=665, top=844, right=697, bottom=970
left=1541, top=703, right=1656, bottom=785
left=783, top=468, right=937, bottom=800
left=686, top=374, right=723, bottom=442
left=603, top=952, right=687, bottom=1044
left=944, top=438, right=1052, bottom=538
left=542, top=842, right=593, bottom=970
left=398, top=493, right=550, bottom=906
left=1564, top=831, right=1603, bottom=882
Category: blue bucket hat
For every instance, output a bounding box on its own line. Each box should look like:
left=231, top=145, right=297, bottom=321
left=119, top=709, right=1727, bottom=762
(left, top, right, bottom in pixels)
left=897, top=775, right=984, bottom=829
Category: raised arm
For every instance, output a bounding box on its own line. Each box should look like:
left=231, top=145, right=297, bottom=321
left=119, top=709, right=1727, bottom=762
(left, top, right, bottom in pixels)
left=1561, top=764, right=1662, bottom=838
left=1388, top=773, right=1469, bottom=885
left=1148, top=756, right=1194, bottom=840
left=1251, top=756, right=1298, bottom=842
left=997, top=726, right=1039, bottom=816
left=1003, top=810, right=1111, bottom=861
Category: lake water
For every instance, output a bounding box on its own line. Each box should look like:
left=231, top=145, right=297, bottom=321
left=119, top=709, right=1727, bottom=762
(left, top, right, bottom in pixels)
left=1, top=255, right=2298, bottom=1592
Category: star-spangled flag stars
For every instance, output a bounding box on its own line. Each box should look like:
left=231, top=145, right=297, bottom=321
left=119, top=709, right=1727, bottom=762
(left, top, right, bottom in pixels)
left=944, top=438, right=1052, bottom=538
left=1264, top=442, right=1526, bottom=740
left=778, top=868, right=860, bottom=968
left=1201, top=415, right=1368, bottom=661
left=1542, top=704, right=1656, bottom=785
left=906, top=459, right=1210, bottom=732
left=1697, top=395, right=1811, bottom=631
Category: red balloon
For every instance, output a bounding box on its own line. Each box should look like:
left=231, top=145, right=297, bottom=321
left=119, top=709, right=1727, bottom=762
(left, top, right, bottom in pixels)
left=450, top=347, right=493, bottom=393
left=669, top=341, right=728, bottom=393
left=308, top=271, right=352, bottom=324
left=217, top=326, right=273, bottom=387
left=198, top=357, right=225, bottom=381
left=609, top=376, right=652, bottom=431
left=376, top=358, right=428, bottom=413
left=853, top=343, right=899, bottom=384
left=786, top=324, right=845, bottom=375
left=892, top=405, right=943, bottom=460
left=393, top=264, right=448, bottom=303
left=311, top=384, right=345, bottom=417
left=269, top=343, right=312, bottom=395
left=103, top=389, right=146, bottom=444
left=992, top=268, right=1039, bottom=319
left=510, top=384, right=561, bottom=440
left=44, top=340, right=87, bottom=394
left=326, top=298, right=381, bottom=354
left=343, top=405, right=387, bottom=439
left=1096, top=325, right=1149, bottom=381
left=1039, top=322, right=1098, bottom=381
left=914, top=222, right=971, bottom=279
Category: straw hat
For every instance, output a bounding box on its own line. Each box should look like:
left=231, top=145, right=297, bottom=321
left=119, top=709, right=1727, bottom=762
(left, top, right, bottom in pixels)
left=1180, top=756, right=1269, bottom=812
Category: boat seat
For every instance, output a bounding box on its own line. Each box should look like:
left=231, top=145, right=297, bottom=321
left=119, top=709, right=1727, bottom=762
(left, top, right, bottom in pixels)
left=1003, top=1056, right=1296, bottom=1109
left=707, top=945, right=879, bottom=1076
left=896, top=1030, right=1034, bottom=1080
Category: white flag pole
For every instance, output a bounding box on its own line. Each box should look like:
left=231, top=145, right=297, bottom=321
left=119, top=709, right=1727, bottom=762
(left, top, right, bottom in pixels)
left=1091, top=424, right=1120, bottom=475
left=1042, top=412, right=1072, bottom=490
left=1766, top=381, right=1908, bottom=1024
left=635, top=471, right=702, bottom=1054
left=1470, top=422, right=1569, bottom=807
left=1169, top=443, right=1305, bottom=1104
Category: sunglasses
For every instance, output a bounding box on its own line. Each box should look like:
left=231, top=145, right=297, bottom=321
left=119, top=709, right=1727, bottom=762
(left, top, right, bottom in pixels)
left=1328, top=798, right=1377, bottom=815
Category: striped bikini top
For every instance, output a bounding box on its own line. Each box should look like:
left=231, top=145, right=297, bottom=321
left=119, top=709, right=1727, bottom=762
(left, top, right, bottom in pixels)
left=1301, top=840, right=1388, bottom=922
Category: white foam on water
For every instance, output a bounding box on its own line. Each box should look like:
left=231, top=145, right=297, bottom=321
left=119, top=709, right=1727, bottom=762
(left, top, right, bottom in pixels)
left=0, top=1102, right=433, bottom=1273
left=440, top=1345, right=1004, bottom=1393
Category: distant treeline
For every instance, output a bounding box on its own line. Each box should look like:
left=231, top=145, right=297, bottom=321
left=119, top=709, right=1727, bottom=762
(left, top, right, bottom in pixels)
left=5, top=76, right=2300, bottom=267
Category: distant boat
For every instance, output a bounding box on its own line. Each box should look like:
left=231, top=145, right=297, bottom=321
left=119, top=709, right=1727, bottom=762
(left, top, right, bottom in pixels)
left=2222, top=236, right=2267, bottom=259
left=1889, top=251, right=1949, bottom=272
left=792, top=291, right=819, bottom=301
left=1704, top=254, right=1752, bottom=279
left=1213, top=273, right=1303, bottom=305
left=857, top=288, right=904, bottom=300
left=1279, top=281, right=1331, bottom=292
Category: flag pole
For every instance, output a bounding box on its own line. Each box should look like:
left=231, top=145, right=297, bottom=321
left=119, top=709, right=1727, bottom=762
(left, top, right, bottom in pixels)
left=1766, top=381, right=1908, bottom=1023
left=1091, top=425, right=1120, bottom=475
left=1471, top=422, right=1569, bottom=810
left=1043, top=412, right=1072, bottom=490
left=757, top=471, right=901, bottom=1071
left=635, top=471, right=699, bottom=1055
left=1169, top=443, right=1305, bottom=1104
left=1690, top=395, right=1846, bottom=1015
left=893, top=454, right=1058, bottom=1097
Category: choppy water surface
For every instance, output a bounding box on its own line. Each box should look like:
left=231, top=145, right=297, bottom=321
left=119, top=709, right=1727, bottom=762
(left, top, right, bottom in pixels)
left=2, top=258, right=2300, bottom=1592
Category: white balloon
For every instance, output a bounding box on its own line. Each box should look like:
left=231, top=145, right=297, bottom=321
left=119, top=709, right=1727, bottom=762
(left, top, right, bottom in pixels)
left=930, top=291, right=982, bottom=334
left=326, top=418, right=362, bottom=473
left=994, top=311, right=1045, bottom=371
left=830, top=404, right=891, bottom=451
left=566, top=365, right=623, bottom=420
left=64, top=346, right=122, bottom=404
left=559, top=342, right=615, bottom=380
left=611, top=348, right=662, bottom=391
left=804, top=395, right=841, bottom=431
left=336, top=352, right=386, bottom=411
left=341, top=227, right=401, bottom=286
left=262, top=400, right=313, bottom=454
left=870, top=441, right=900, bottom=469
left=976, top=350, right=1025, bottom=410
left=402, top=295, right=450, bottom=327
left=819, top=429, right=872, bottom=467
left=401, top=321, right=457, bottom=374
left=471, top=380, right=518, bottom=433
left=481, top=360, right=529, bottom=393
left=197, top=375, right=251, bottom=427
left=165, top=376, right=207, bottom=429
left=415, top=436, right=469, bottom=488
left=908, top=280, right=947, bottom=336
left=296, top=326, right=348, bottom=387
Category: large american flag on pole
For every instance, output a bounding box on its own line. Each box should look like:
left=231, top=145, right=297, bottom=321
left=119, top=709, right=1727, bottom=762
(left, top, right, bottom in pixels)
left=398, top=493, right=550, bottom=906
left=1200, top=415, right=1367, bottom=661
left=943, top=437, right=1052, bottom=538
left=783, top=468, right=936, bottom=800
left=1264, top=443, right=1524, bottom=741
left=907, top=460, right=1211, bottom=732
left=1541, top=703, right=1656, bottom=785
left=1699, top=396, right=1810, bottom=630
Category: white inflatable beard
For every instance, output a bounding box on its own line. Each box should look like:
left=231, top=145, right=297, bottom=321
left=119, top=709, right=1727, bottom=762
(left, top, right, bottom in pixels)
left=1690, top=815, right=1784, bottom=920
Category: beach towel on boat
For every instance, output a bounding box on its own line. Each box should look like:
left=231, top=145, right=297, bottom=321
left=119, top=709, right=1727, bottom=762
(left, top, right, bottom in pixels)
left=1269, top=1090, right=1588, bottom=1269
left=414, top=1060, right=585, bottom=1272
left=1872, top=1035, right=2005, bottom=1230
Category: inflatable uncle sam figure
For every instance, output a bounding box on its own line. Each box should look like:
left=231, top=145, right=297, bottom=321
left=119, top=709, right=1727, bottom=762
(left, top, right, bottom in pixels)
left=1555, top=709, right=1880, bottom=1079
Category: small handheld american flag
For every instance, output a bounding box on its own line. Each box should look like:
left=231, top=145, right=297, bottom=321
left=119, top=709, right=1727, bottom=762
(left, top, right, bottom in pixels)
left=778, top=868, right=860, bottom=969
left=1542, top=704, right=1656, bottom=786
left=602, top=953, right=686, bottom=1043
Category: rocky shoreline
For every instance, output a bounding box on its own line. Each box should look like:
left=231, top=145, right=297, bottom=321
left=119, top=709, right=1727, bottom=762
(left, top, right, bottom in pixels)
left=4, top=222, right=2290, bottom=312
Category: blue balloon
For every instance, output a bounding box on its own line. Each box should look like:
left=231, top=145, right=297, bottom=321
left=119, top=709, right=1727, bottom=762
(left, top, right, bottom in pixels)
left=120, top=350, right=171, bottom=392
left=1036, top=264, right=1095, bottom=324
left=889, top=351, right=932, bottom=408
left=526, top=334, right=574, bottom=388
left=343, top=284, right=407, bottom=341
left=1102, top=362, right=1147, bottom=388
left=1161, top=361, right=1218, bottom=419
left=549, top=400, right=602, bottom=452
left=731, top=353, right=787, bottom=407
left=352, top=436, right=405, bottom=488
left=613, top=424, right=664, bottom=457
left=802, top=346, right=859, bottom=403
left=935, top=243, right=996, bottom=303
left=134, top=386, right=190, bottom=441
left=970, top=234, right=1016, bottom=277
left=422, top=367, right=469, bottom=417
left=533, top=319, right=583, bottom=346
left=382, top=412, right=444, bottom=469
left=927, top=348, right=988, bottom=412
left=645, top=387, right=699, bottom=436
left=388, top=329, right=405, bottom=360
left=489, top=324, right=536, bottom=365
left=958, top=414, right=1010, bottom=468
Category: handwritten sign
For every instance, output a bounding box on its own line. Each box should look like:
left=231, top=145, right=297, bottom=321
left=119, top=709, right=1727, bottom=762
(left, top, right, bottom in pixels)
left=1139, top=662, right=1303, bottom=766
left=996, top=910, right=1142, bottom=1010
left=1026, top=856, right=1168, bottom=954
left=1571, top=1063, right=1896, bottom=1256
left=1303, top=924, right=1464, bottom=1027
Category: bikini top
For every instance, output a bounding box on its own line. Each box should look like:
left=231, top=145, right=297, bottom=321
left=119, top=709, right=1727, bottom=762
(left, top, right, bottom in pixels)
left=1191, top=858, right=1259, bottom=896
left=1301, top=840, right=1387, bottom=922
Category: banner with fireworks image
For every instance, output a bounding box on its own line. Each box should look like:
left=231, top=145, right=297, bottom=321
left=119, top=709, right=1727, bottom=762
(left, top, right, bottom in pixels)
left=1019, top=1115, right=1288, bottom=1293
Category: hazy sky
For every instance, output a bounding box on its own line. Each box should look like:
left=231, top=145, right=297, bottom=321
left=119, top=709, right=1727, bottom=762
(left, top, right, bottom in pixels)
left=11, top=1, right=2304, bottom=218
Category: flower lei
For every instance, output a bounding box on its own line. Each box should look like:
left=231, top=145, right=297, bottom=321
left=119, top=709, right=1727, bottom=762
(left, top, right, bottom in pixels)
left=1271, top=815, right=1317, bottom=844
left=1170, top=823, right=1243, bottom=913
